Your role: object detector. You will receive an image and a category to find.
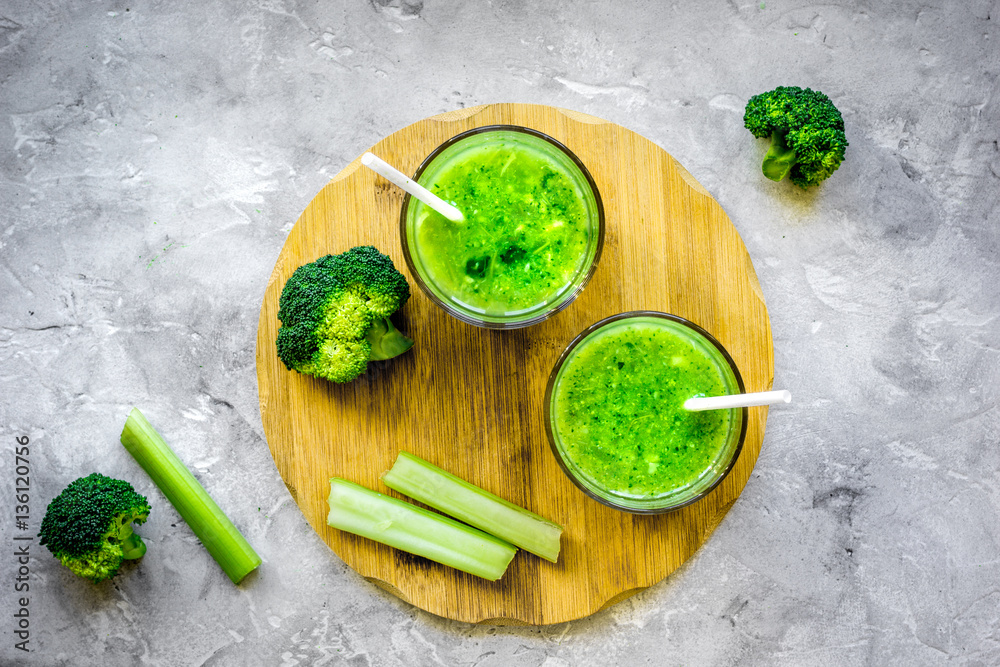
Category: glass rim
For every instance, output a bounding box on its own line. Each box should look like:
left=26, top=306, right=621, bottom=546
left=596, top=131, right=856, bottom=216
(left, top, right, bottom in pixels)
left=543, top=310, right=749, bottom=514
left=399, top=124, right=605, bottom=330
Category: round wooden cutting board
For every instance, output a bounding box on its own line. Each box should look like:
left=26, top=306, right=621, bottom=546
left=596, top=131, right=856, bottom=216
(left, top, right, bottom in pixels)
left=255, top=103, right=774, bottom=625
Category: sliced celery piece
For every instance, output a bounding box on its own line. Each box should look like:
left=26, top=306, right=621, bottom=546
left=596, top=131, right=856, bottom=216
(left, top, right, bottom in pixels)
left=327, top=478, right=516, bottom=581
left=381, top=452, right=563, bottom=563
left=120, top=408, right=261, bottom=584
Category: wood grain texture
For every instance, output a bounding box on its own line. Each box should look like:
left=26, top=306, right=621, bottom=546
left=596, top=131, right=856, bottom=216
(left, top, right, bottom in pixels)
left=255, top=103, right=774, bottom=625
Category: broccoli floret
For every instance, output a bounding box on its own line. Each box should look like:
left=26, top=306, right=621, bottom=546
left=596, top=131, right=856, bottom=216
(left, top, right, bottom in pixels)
left=38, top=473, right=151, bottom=583
left=744, top=86, right=848, bottom=188
left=276, top=245, right=413, bottom=383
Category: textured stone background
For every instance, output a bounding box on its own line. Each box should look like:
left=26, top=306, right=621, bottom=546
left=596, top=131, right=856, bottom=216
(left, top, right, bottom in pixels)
left=1, top=1, right=998, bottom=665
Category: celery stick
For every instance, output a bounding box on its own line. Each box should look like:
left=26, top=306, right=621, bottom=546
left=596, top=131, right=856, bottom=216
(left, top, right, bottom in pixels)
left=327, top=478, right=516, bottom=581
left=120, top=408, right=261, bottom=584
left=381, top=452, right=563, bottom=563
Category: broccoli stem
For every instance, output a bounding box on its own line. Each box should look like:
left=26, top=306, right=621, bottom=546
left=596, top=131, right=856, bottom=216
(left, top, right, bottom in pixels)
left=382, top=452, right=563, bottom=563
left=120, top=533, right=147, bottom=560
left=762, top=129, right=798, bottom=182
left=120, top=408, right=262, bottom=584
left=367, top=317, right=414, bottom=361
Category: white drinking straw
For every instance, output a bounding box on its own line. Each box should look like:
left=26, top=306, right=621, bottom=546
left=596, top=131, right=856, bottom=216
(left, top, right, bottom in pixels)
left=361, top=152, right=464, bottom=222
left=683, top=390, right=791, bottom=412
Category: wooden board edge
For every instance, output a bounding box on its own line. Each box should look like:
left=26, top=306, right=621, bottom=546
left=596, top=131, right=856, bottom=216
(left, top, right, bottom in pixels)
left=426, top=104, right=489, bottom=123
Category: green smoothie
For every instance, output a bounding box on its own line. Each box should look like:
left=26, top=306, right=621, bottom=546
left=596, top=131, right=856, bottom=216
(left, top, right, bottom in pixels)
left=547, top=314, right=744, bottom=511
left=402, top=128, right=603, bottom=327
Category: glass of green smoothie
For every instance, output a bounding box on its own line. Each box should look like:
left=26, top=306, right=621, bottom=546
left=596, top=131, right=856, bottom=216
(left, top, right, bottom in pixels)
left=544, top=312, right=747, bottom=514
left=400, top=126, right=605, bottom=329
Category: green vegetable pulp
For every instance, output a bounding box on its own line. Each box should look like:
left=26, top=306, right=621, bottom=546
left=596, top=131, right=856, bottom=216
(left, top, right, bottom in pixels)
left=407, top=131, right=598, bottom=320
left=551, top=317, right=738, bottom=500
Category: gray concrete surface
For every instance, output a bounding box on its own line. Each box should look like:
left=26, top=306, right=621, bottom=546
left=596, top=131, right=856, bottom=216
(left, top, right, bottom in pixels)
left=1, top=1, right=998, bottom=665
